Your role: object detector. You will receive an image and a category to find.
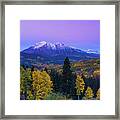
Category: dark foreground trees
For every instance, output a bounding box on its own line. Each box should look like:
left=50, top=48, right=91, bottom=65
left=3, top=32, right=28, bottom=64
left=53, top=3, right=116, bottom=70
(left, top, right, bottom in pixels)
left=61, top=57, right=76, bottom=98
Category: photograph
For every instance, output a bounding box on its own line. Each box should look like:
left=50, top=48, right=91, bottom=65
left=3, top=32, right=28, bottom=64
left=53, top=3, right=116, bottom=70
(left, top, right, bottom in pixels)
left=20, top=20, right=100, bottom=100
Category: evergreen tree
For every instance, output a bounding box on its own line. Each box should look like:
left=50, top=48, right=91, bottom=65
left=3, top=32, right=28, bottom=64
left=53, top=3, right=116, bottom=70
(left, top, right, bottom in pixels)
left=31, top=65, right=35, bottom=72
left=44, top=67, right=48, bottom=73
left=62, top=57, right=76, bottom=98
left=50, top=69, right=61, bottom=92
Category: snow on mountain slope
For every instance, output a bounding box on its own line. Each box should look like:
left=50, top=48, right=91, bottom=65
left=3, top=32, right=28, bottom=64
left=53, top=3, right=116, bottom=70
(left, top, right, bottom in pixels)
left=21, top=41, right=100, bottom=65
left=83, top=49, right=99, bottom=54
left=33, top=41, right=66, bottom=50
left=33, top=41, right=47, bottom=49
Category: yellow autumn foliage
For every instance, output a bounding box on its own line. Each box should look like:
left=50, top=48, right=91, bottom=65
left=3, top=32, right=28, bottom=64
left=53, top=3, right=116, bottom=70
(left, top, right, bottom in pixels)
left=93, top=69, right=100, bottom=79
left=75, top=75, right=85, bottom=95
left=84, top=86, right=94, bottom=99
left=27, top=90, right=34, bottom=100
left=96, top=88, right=100, bottom=100
left=32, top=70, right=53, bottom=100
left=20, top=67, right=25, bottom=94
left=20, top=67, right=32, bottom=95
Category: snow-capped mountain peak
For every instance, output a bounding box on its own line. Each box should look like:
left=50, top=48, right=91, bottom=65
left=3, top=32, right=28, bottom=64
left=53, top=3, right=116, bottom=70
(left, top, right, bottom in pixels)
left=47, top=43, right=56, bottom=49
left=83, top=49, right=99, bottom=54
left=33, top=41, right=65, bottom=49
left=21, top=41, right=100, bottom=64
left=34, top=41, right=47, bottom=49
left=55, top=42, right=64, bottom=47
left=32, top=41, right=99, bottom=54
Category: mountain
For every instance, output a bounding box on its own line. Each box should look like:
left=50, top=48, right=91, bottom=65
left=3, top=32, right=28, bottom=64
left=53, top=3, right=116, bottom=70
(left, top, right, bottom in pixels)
left=20, top=41, right=100, bottom=66
left=83, top=49, right=99, bottom=54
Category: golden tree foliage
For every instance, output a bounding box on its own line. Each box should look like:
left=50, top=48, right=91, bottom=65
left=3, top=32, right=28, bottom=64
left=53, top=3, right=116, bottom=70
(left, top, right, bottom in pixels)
left=26, top=90, right=34, bottom=100
left=20, top=67, right=32, bottom=95
left=93, top=69, right=100, bottom=79
left=96, top=88, right=100, bottom=100
left=84, top=86, right=94, bottom=99
left=75, top=75, right=85, bottom=96
left=32, top=70, right=53, bottom=100
left=20, top=67, right=26, bottom=94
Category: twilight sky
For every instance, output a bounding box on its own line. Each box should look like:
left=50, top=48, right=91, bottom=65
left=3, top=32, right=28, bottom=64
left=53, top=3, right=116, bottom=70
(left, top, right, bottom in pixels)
left=20, top=20, right=100, bottom=51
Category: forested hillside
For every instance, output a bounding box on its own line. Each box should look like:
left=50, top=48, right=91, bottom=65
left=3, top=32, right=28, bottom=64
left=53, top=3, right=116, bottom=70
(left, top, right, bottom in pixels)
left=20, top=57, right=100, bottom=100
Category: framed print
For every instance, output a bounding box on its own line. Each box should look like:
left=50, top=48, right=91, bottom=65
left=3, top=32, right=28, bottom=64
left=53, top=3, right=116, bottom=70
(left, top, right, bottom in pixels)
left=0, top=0, right=119, bottom=119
